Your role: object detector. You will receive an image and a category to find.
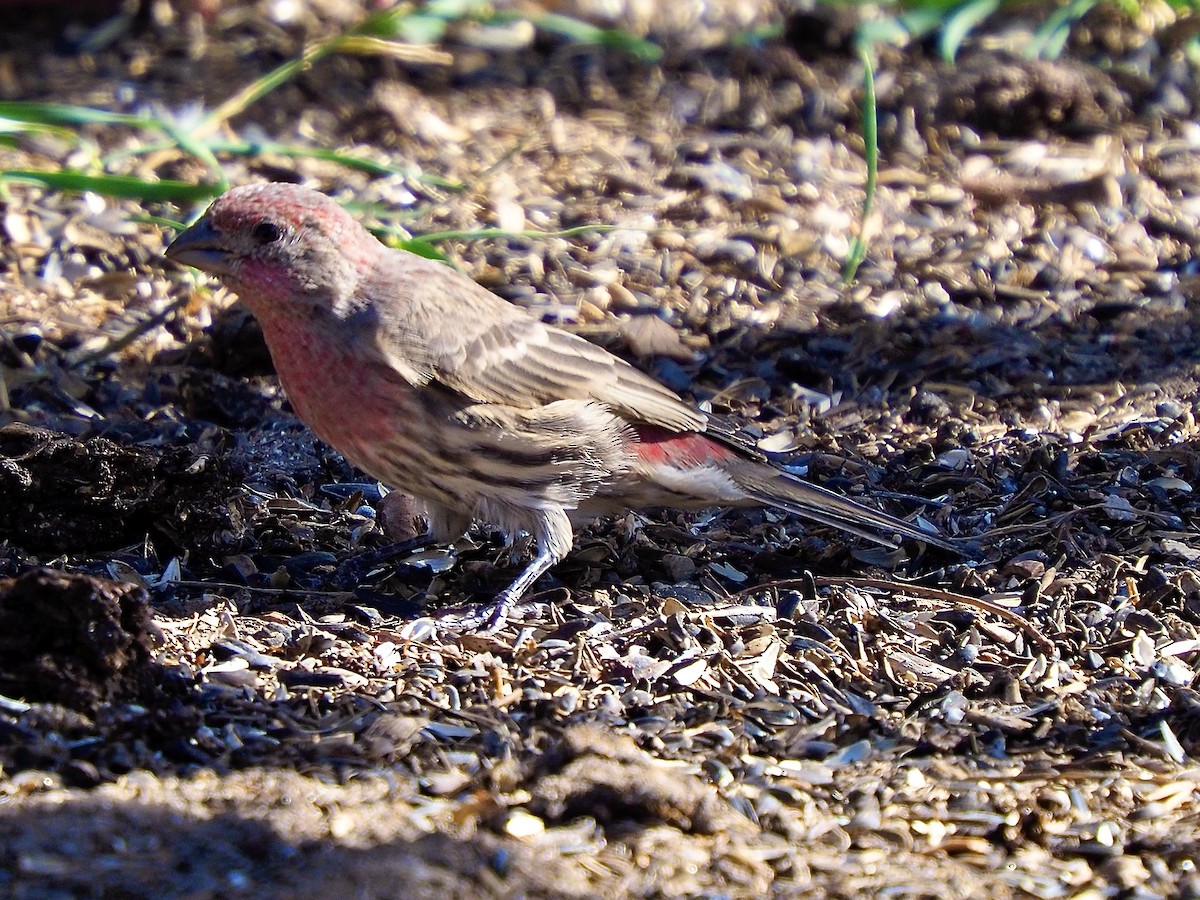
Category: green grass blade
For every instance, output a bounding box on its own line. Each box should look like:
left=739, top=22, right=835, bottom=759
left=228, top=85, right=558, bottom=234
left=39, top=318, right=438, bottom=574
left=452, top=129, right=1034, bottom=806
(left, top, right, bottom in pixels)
left=529, top=12, right=663, bottom=61
left=388, top=237, right=451, bottom=261
left=842, top=48, right=877, bottom=284
left=0, top=116, right=78, bottom=142
left=221, top=140, right=463, bottom=188
left=353, top=3, right=427, bottom=37
left=375, top=222, right=620, bottom=261
left=403, top=223, right=618, bottom=245
left=0, top=101, right=226, bottom=188
left=1027, top=0, right=1099, bottom=58
left=195, top=4, right=457, bottom=139
left=856, top=4, right=947, bottom=51
left=132, top=213, right=188, bottom=231
left=0, top=170, right=221, bottom=202
left=160, top=122, right=229, bottom=192
left=196, top=39, right=340, bottom=138
left=0, top=101, right=161, bottom=130
left=100, top=138, right=461, bottom=190
left=939, top=0, right=1002, bottom=61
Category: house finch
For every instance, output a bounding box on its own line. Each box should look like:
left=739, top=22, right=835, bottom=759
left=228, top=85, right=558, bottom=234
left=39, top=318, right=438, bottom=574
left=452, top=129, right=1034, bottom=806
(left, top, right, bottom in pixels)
left=166, top=183, right=960, bottom=631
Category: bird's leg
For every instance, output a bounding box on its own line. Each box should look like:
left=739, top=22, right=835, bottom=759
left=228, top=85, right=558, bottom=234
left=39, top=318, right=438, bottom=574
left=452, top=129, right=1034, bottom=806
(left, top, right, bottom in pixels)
left=455, top=544, right=560, bottom=633
left=447, top=507, right=573, bottom=634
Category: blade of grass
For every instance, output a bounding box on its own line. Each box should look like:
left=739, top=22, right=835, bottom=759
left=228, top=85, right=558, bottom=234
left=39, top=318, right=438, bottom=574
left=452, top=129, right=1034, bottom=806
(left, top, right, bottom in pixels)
left=131, top=213, right=188, bottom=231
left=1026, top=0, right=1099, bottom=58
left=0, top=100, right=226, bottom=187
left=522, top=12, right=663, bottom=61
left=353, top=2, right=430, bottom=37
left=0, top=101, right=162, bottom=130
left=939, top=0, right=1002, bottom=61
left=101, top=138, right=463, bottom=190
left=856, top=5, right=948, bottom=50
left=842, top=48, right=877, bottom=284
left=195, top=7, right=452, bottom=140
left=372, top=3, right=663, bottom=61
left=388, top=238, right=451, bottom=261
left=376, top=222, right=622, bottom=262
left=159, top=121, right=228, bottom=192
left=398, top=222, right=618, bottom=246
left=217, top=140, right=462, bottom=188
left=194, top=40, right=340, bottom=140
left=332, top=34, right=455, bottom=62
left=0, top=117, right=78, bottom=142
left=0, top=170, right=221, bottom=203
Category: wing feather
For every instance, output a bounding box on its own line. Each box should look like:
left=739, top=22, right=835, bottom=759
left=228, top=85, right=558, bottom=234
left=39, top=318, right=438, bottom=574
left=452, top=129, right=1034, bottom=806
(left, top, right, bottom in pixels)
left=360, top=253, right=706, bottom=432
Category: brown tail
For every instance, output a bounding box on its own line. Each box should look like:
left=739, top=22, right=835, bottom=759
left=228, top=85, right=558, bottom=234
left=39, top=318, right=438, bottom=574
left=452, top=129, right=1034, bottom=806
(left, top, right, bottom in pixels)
left=728, top=461, right=965, bottom=555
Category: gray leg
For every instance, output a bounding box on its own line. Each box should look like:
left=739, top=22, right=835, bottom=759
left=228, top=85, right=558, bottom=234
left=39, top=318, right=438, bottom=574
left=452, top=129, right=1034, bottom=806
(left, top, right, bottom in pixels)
left=456, top=545, right=560, bottom=633
left=449, top=506, right=574, bottom=634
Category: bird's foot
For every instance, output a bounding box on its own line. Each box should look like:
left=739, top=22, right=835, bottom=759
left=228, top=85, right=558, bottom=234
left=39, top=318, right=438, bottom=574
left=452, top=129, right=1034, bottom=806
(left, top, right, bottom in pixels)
left=439, top=590, right=518, bottom=635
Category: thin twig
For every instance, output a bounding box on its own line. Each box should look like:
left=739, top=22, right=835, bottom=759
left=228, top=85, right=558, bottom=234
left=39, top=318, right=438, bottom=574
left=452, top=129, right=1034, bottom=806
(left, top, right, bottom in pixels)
left=67, top=295, right=191, bottom=369
left=825, top=575, right=1054, bottom=654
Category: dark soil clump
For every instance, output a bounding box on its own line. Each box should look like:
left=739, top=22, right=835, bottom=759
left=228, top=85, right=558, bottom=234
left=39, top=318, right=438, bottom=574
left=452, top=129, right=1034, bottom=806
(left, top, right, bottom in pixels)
left=0, top=422, right=239, bottom=555
left=0, top=568, right=157, bottom=709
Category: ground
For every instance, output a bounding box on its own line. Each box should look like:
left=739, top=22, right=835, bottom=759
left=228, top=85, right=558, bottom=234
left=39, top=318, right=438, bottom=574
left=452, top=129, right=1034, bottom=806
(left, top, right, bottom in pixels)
left=1, top=1, right=1200, bottom=897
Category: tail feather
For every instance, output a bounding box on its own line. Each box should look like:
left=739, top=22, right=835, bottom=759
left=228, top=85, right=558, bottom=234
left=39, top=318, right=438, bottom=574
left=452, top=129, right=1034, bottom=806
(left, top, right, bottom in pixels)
left=631, top=422, right=967, bottom=556
left=730, top=463, right=963, bottom=555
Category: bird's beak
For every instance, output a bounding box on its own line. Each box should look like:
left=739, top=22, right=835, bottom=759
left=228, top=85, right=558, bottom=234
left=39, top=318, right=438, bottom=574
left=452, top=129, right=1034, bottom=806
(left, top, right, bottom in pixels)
left=164, top=215, right=232, bottom=277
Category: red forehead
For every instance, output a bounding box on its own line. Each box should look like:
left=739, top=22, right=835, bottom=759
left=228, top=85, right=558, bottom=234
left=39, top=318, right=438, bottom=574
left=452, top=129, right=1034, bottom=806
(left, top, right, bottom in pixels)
left=209, top=182, right=349, bottom=231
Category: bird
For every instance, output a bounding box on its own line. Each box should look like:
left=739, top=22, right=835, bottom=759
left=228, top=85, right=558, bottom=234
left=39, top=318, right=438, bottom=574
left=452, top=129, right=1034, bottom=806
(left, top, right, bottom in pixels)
left=165, top=182, right=960, bottom=631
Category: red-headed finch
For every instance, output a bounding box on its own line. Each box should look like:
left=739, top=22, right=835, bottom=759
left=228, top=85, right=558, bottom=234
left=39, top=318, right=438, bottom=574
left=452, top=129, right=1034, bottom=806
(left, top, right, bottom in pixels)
left=166, top=183, right=960, bottom=630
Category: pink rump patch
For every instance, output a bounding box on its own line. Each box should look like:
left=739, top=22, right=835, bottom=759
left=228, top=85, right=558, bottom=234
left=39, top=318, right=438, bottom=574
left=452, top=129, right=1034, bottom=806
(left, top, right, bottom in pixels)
left=634, top=426, right=736, bottom=467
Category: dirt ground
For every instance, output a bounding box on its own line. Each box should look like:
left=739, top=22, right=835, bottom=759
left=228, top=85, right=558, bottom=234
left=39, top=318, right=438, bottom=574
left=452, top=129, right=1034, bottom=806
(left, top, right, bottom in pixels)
left=2, top=1, right=1200, bottom=897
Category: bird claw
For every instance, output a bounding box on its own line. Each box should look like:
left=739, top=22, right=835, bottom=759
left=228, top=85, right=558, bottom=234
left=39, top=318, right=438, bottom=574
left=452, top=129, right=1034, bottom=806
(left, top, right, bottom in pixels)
left=438, top=591, right=516, bottom=634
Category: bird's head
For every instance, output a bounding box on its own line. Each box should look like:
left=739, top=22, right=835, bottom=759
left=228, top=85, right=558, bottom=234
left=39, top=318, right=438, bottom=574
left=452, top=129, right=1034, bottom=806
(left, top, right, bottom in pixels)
left=165, top=182, right=374, bottom=315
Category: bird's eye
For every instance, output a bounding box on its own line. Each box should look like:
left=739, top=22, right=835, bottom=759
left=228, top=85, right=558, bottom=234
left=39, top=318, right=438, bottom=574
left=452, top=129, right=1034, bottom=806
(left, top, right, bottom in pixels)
left=252, top=222, right=284, bottom=244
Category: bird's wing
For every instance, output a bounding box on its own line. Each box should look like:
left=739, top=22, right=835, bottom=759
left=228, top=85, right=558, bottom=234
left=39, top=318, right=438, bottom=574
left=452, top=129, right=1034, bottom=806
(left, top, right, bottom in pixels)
left=362, top=253, right=707, bottom=433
